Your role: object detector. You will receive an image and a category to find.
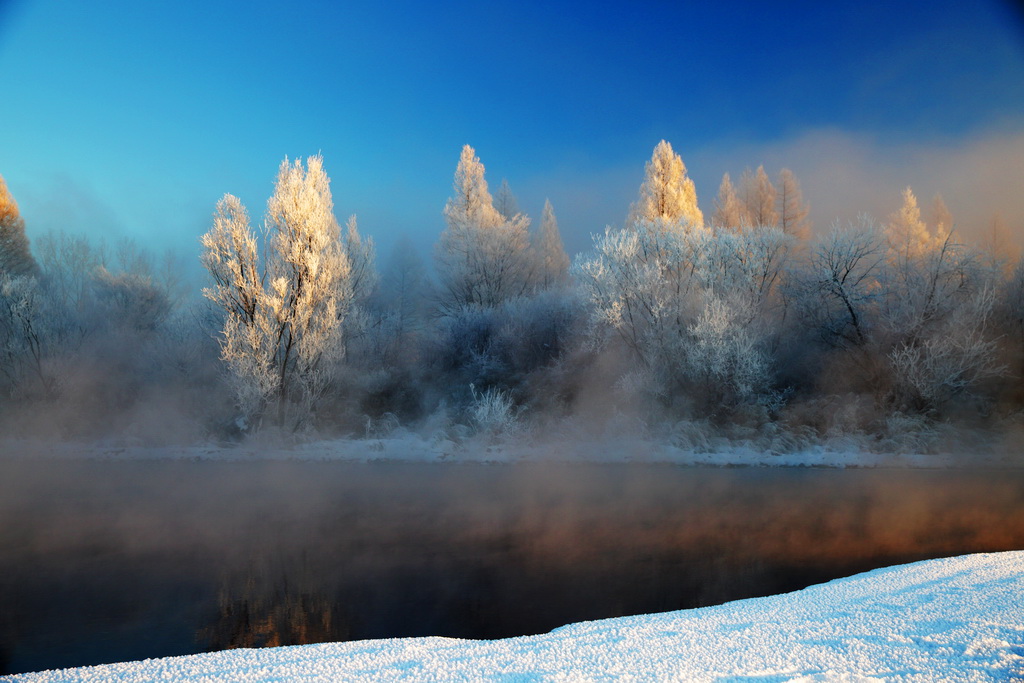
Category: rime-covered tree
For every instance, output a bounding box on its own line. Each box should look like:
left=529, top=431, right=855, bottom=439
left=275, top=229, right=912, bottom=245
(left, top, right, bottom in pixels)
left=533, top=199, right=570, bottom=288
left=712, top=172, right=750, bottom=229
left=494, top=179, right=520, bottom=221
left=886, top=187, right=936, bottom=264
left=0, top=275, right=56, bottom=398
left=435, top=145, right=532, bottom=311
left=342, top=215, right=376, bottom=304
left=627, top=140, right=703, bottom=230
left=794, top=217, right=885, bottom=349
left=0, top=175, right=38, bottom=277
left=742, top=165, right=778, bottom=228
left=575, top=223, right=787, bottom=412
left=776, top=169, right=810, bottom=239
left=201, top=155, right=358, bottom=430
left=878, top=187, right=1002, bottom=411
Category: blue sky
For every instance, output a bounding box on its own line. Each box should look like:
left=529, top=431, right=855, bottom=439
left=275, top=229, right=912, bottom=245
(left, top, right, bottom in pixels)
left=1, top=0, right=1022, bottom=266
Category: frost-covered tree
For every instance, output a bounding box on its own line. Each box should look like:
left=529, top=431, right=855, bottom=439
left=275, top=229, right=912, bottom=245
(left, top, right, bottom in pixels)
left=712, top=172, right=749, bottom=229
left=876, top=188, right=1003, bottom=411
left=0, top=274, right=55, bottom=398
left=887, top=285, right=1002, bottom=411
left=742, top=165, right=778, bottom=228
left=886, top=187, right=936, bottom=265
left=201, top=156, right=358, bottom=430
left=533, top=199, right=570, bottom=289
left=435, top=145, right=533, bottom=311
left=627, top=140, right=703, bottom=230
left=575, top=223, right=788, bottom=413
left=794, top=217, right=885, bottom=349
left=494, top=179, right=520, bottom=221
left=0, top=175, right=38, bottom=277
left=338, top=214, right=377, bottom=353
left=776, top=169, right=810, bottom=239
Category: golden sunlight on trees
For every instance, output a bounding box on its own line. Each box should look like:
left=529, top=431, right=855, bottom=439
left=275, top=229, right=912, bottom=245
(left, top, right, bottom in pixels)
left=628, top=140, right=703, bottom=230
left=714, top=167, right=808, bottom=236
left=435, top=145, right=533, bottom=311
left=776, top=169, right=810, bottom=239
left=201, top=156, right=370, bottom=432
left=713, top=172, right=749, bottom=229
left=3, top=140, right=1024, bottom=446
left=743, top=165, right=778, bottom=228
left=886, top=187, right=937, bottom=263
left=0, top=175, right=38, bottom=277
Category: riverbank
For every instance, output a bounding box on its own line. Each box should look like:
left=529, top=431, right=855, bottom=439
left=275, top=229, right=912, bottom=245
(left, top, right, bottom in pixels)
left=6, top=551, right=1023, bottom=682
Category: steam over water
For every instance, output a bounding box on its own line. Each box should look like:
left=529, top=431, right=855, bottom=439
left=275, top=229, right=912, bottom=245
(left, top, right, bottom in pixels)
left=2, top=459, right=1024, bottom=675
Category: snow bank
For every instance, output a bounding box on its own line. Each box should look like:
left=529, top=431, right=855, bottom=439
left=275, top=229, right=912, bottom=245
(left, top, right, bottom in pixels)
left=8, top=551, right=1023, bottom=682
left=3, top=431, right=1021, bottom=468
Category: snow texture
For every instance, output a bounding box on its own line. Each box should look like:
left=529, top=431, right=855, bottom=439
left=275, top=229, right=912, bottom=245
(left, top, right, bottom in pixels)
left=7, top=551, right=1023, bottom=682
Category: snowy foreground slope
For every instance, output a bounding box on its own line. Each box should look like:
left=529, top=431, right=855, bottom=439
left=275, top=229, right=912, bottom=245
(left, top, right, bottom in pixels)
left=8, top=552, right=1023, bottom=682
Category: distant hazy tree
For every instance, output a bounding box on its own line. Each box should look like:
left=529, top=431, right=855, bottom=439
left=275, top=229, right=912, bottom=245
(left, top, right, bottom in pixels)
left=34, top=232, right=103, bottom=317
left=342, top=215, right=376, bottom=302
left=996, top=257, right=1024, bottom=369
left=360, top=236, right=429, bottom=368
left=494, top=179, right=520, bottom=221
left=380, top=236, right=428, bottom=331
left=776, top=169, right=810, bottom=239
left=627, top=140, right=703, bottom=230
left=984, top=213, right=1020, bottom=265
left=92, top=266, right=171, bottom=333
left=0, top=175, right=38, bottom=277
left=533, top=199, right=570, bottom=288
left=201, top=156, right=357, bottom=430
left=435, top=145, right=533, bottom=311
left=930, top=194, right=953, bottom=237
left=712, top=172, right=750, bottom=229
left=742, top=165, right=778, bottom=228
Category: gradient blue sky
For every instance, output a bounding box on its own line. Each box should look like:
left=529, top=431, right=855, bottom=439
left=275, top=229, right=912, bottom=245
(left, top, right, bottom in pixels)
left=1, top=0, right=1023, bottom=268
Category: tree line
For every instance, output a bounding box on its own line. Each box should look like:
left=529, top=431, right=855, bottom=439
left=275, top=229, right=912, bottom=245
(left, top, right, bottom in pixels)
left=0, top=143, right=1021, bottom=445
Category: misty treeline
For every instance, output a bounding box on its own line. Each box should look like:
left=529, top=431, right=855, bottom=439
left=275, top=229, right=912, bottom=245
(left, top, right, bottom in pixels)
left=0, top=142, right=1022, bottom=448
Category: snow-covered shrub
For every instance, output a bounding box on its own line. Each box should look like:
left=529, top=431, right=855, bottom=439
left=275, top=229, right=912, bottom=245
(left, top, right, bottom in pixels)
left=468, top=383, right=520, bottom=436
left=887, top=288, right=1003, bottom=411
left=686, top=293, right=772, bottom=409
left=424, top=288, right=585, bottom=419
left=878, top=218, right=1003, bottom=413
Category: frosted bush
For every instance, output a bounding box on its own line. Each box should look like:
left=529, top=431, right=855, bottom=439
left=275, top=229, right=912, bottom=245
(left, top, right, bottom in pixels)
left=880, top=412, right=941, bottom=454
left=468, top=383, right=520, bottom=436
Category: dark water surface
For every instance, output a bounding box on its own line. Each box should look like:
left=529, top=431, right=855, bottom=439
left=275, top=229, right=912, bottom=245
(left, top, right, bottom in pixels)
left=2, top=459, right=1024, bottom=675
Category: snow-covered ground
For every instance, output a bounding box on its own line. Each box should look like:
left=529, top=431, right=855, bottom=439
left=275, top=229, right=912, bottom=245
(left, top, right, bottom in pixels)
left=3, top=429, right=1022, bottom=468
left=6, top=551, right=1023, bottom=682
